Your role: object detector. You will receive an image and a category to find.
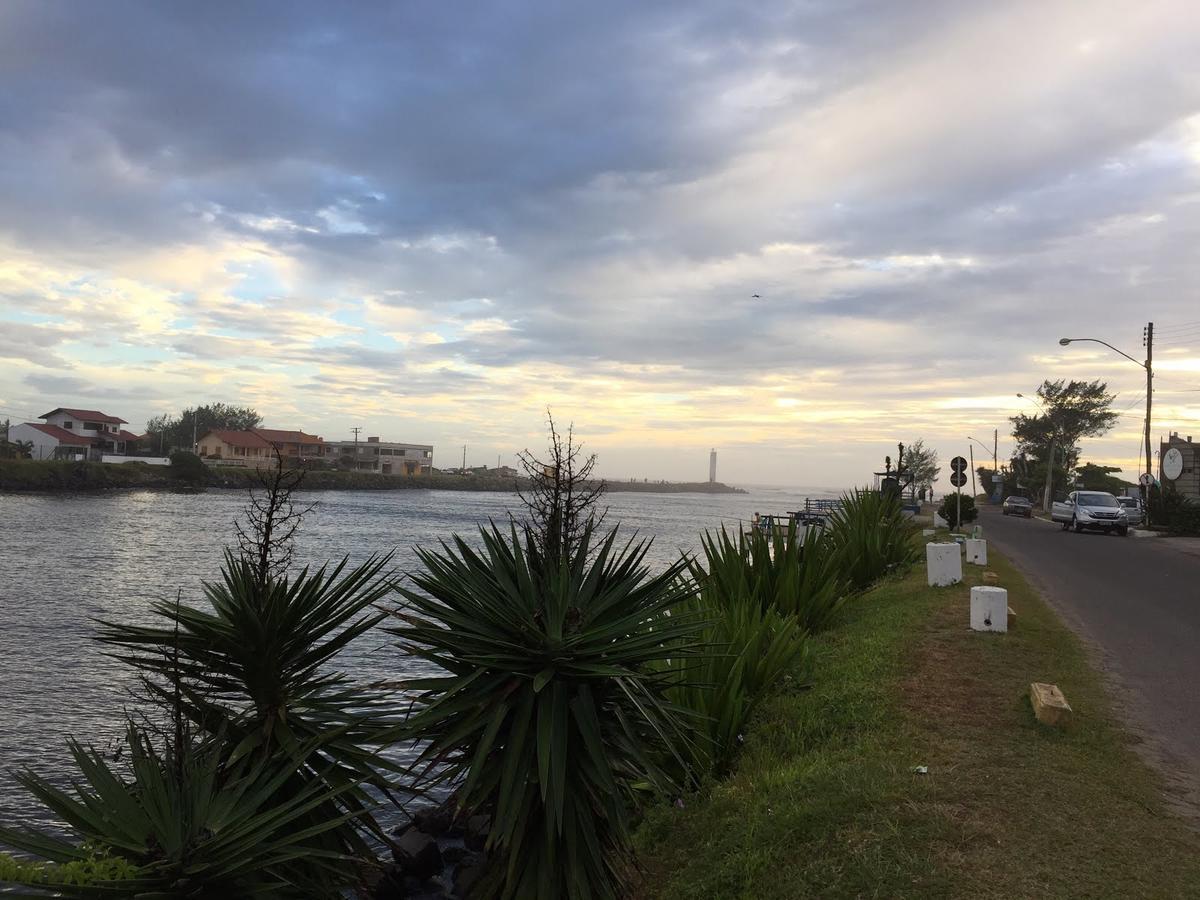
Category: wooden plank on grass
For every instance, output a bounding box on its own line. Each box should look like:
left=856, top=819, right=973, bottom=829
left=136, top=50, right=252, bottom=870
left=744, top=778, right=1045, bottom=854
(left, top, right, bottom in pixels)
left=1030, top=682, right=1072, bottom=727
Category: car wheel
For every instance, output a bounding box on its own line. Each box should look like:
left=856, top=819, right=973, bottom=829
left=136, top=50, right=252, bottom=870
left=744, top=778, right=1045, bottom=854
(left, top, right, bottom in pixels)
left=1117, top=526, right=1129, bottom=537
left=1072, top=517, right=1084, bottom=533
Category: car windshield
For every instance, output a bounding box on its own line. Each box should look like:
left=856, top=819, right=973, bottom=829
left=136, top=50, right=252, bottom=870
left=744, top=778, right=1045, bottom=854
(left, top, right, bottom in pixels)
left=1006, top=497, right=1029, bottom=504
left=1077, top=492, right=1119, bottom=508
left=1117, top=498, right=1138, bottom=508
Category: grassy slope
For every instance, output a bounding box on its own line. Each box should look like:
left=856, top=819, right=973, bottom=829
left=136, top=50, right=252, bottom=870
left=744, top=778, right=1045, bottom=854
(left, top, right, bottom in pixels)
left=634, top=546, right=1200, bottom=899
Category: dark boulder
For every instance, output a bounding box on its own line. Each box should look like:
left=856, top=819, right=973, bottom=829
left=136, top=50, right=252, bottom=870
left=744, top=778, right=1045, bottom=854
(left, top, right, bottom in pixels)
left=372, top=862, right=408, bottom=900
left=393, top=828, right=444, bottom=880
left=464, top=814, right=491, bottom=852
left=412, top=803, right=455, bottom=837
left=454, top=857, right=488, bottom=898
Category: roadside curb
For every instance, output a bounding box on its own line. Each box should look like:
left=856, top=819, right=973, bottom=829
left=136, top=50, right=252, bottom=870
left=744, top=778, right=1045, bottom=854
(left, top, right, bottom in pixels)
left=1129, top=529, right=1161, bottom=539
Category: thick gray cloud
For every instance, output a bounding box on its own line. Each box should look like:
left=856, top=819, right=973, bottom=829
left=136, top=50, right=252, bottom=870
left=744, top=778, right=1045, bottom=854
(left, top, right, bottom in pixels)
left=2, top=1, right=1199, bottom=483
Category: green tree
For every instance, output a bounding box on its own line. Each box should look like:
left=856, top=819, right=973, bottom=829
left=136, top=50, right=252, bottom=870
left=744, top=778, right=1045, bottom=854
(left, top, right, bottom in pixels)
left=146, top=404, right=262, bottom=454
left=1010, top=380, right=1118, bottom=510
left=1075, top=462, right=1134, bottom=494
left=902, top=439, right=939, bottom=497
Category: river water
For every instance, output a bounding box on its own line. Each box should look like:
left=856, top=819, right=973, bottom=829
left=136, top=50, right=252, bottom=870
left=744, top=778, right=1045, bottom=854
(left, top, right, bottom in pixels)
left=0, top=485, right=831, bottom=829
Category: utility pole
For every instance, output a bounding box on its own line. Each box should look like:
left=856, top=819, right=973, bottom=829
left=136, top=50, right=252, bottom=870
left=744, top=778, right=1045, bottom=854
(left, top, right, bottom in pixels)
left=1144, top=321, right=1154, bottom=523
left=969, top=445, right=976, bottom=496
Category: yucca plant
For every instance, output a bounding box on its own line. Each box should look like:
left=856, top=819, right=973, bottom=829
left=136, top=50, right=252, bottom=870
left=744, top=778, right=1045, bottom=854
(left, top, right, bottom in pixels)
left=824, top=488, right=920, bottom=590
left=692, top=521, right=847, bottom=632
left=389, top=522, right=702, bottom=900
left=0, top=724, right=363, bottom=898
left=659, top=587, right=811, bottom=779
left=94, top=551, right=400, bottom=863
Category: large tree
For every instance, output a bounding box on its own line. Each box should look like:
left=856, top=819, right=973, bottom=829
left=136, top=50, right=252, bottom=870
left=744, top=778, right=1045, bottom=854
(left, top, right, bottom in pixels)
left=145, top=403, right=262, bottom=454
left=1010, top=379, right=1118, bottom=510
left=902, top=439, right=939, bottom=498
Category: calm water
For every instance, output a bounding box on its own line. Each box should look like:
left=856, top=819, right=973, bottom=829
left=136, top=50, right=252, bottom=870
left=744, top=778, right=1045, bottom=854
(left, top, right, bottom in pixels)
left=0, top=485, right=830, bottom=828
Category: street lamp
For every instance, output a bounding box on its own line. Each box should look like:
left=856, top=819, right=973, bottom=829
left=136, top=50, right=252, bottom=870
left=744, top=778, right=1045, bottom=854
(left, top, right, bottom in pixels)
left=1059, top=326, right=1154, bottom=519
left=967, top=434, right=999, bottom=502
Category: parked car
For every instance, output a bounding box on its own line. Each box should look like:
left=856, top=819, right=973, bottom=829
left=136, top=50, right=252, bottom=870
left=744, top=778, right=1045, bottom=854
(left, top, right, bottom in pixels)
left=1116, top=496, right=1143, bottom=526
left=1050, top=491, right=1129, bottom=536
left=1002, top=496, right=1034, bottom=517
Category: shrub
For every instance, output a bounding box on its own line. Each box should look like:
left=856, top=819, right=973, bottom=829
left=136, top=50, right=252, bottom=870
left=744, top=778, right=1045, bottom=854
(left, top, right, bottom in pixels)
left=390, top=523, right=700, bottom=900
left=0, top=725, right=362, bottom=898
left=936, top=492, right=978, bottom=531
left=659, top=590, right=811, bottom=779
left=692, top=522, right=846, bottom=633
left=825, top=489, right=921, bottom=590
left=168, top=449, right=207, bottom=485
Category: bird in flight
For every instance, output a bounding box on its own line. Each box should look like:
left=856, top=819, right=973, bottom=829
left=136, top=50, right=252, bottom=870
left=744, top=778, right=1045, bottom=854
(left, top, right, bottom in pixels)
left=751, top=293, right=761, bottom=299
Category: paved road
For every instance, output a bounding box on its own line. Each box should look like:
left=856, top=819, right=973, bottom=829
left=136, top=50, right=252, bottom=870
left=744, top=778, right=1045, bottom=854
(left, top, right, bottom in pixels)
left=980, top=506, right=1200, bottom=815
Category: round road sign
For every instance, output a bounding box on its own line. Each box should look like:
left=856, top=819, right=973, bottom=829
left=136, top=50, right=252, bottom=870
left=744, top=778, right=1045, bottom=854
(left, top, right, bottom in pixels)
left=950, top=471, right=967, bottom=488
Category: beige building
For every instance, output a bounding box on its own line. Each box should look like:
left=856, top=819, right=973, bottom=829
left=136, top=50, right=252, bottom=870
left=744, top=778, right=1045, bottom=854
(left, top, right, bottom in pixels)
left=198, top=429, right=324, bottom=467
left=324, top=436, right=433, bottom=475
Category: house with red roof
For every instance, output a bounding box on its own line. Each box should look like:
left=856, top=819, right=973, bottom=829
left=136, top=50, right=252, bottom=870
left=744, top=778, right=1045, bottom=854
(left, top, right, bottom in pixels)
left=197, top=428, right=324, bottom=467
left=9, top=407, right=141, bottom=460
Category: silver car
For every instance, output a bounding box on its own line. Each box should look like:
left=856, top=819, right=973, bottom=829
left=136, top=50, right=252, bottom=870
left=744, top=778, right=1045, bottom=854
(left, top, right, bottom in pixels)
left=1116, top=496, right=1143, bottom=526
left=1051, top=491, right=1129, bottom=536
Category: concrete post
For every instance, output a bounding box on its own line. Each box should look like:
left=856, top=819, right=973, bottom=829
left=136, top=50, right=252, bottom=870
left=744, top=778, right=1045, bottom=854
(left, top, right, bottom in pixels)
left=926, top=543, right=963, bottom=587
left=965, top=539, right=987, bottom=565
left=970, top=585, right=1008, bottom=632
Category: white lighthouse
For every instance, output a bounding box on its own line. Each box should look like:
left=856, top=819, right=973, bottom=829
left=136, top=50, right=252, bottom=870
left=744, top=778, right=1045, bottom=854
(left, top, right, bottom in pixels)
left=708, top=448, right=717, bottom=484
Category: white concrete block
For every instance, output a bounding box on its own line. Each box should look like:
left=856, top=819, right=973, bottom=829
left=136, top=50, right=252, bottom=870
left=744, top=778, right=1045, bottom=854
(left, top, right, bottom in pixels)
left=933, top=512, right=949, bottom=528
left=965, top=539, right=987, bottom=566
left=926, top=542, right=963, bottom=587
left=970, top=585, right=1008, bottom=632
left=922, top=528, right=935, bottom=537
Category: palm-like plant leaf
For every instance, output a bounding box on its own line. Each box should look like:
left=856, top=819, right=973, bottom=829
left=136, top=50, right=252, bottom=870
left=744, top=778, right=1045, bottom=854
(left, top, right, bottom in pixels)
left=0, top=725, right=363, bottom=898
left=824, top=489, right=920, bottom=589
left=691, top=520, right=847, bottom=632
left=93, top=550, right=400, bottom=860
left=388, top=522, right=702, bottom=900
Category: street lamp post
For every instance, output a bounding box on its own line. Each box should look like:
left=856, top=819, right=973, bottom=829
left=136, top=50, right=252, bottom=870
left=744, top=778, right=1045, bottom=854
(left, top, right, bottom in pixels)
left=1058, top=323, right=1154, bottom=518
left=967, top=434, right=998, bottom=502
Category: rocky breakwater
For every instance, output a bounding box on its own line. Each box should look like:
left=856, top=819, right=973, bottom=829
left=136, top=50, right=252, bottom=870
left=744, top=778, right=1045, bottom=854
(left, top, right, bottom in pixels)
left=372, top=796, right=491, bottom=899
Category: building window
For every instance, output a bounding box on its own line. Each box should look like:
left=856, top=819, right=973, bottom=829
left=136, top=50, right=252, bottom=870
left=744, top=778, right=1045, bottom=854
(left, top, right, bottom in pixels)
left=423, top=450, right=432, bottom=458
left=63, top=421, right=72, bottom=429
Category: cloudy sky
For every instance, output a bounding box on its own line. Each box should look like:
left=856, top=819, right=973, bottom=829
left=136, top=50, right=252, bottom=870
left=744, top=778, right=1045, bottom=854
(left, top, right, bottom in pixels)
left=3, top=1, right=1200, bottom=487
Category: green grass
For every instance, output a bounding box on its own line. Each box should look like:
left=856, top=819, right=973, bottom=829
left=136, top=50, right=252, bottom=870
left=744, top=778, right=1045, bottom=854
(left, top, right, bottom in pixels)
left=633, top=546, right=1200, bottom=899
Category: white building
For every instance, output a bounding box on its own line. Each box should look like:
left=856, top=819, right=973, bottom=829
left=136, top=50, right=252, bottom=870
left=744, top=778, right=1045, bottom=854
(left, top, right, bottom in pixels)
left=324, top=436, right=433, bottom=476
left=10, top=407, right=140, bottom=460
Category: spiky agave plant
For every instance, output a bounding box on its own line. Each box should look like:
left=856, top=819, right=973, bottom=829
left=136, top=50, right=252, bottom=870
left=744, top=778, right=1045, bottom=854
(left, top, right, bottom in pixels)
left=389, top=522, right=701, bottom=900
left=824, top=489, right=920, bottom=590
left=658, top=585, right=811, bottom=780
left=0, top=724, right=363, bottom=898
left=95, top=551, right=400, bottom=865
left=692, top=521, right=847, bottom=632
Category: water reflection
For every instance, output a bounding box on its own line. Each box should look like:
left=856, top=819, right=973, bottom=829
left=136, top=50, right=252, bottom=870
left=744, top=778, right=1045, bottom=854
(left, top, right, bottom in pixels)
left=0, top=485, right=820, bottom=827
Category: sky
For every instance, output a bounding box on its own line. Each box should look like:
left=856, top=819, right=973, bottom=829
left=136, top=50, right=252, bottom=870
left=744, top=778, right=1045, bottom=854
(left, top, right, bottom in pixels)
left=2, top=1, right=1200, bottom=489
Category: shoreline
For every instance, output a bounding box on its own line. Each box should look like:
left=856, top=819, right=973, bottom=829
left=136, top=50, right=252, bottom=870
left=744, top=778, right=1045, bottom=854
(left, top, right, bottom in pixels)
left=0, top=459, right=747, bottom=496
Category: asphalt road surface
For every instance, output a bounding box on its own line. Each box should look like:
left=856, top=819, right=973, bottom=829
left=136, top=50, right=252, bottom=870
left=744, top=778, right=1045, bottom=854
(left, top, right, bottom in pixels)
left=980, top=506, right=1200, bottom=815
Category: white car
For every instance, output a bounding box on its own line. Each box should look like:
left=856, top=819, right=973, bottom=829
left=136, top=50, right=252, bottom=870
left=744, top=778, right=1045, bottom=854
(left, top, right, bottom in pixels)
left=1050, top=491, right=1129, bottom=536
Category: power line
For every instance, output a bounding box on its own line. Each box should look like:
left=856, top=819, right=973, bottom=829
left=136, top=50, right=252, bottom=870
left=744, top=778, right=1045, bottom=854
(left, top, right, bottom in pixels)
left=1155, top=320, right=1200, bottom=334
